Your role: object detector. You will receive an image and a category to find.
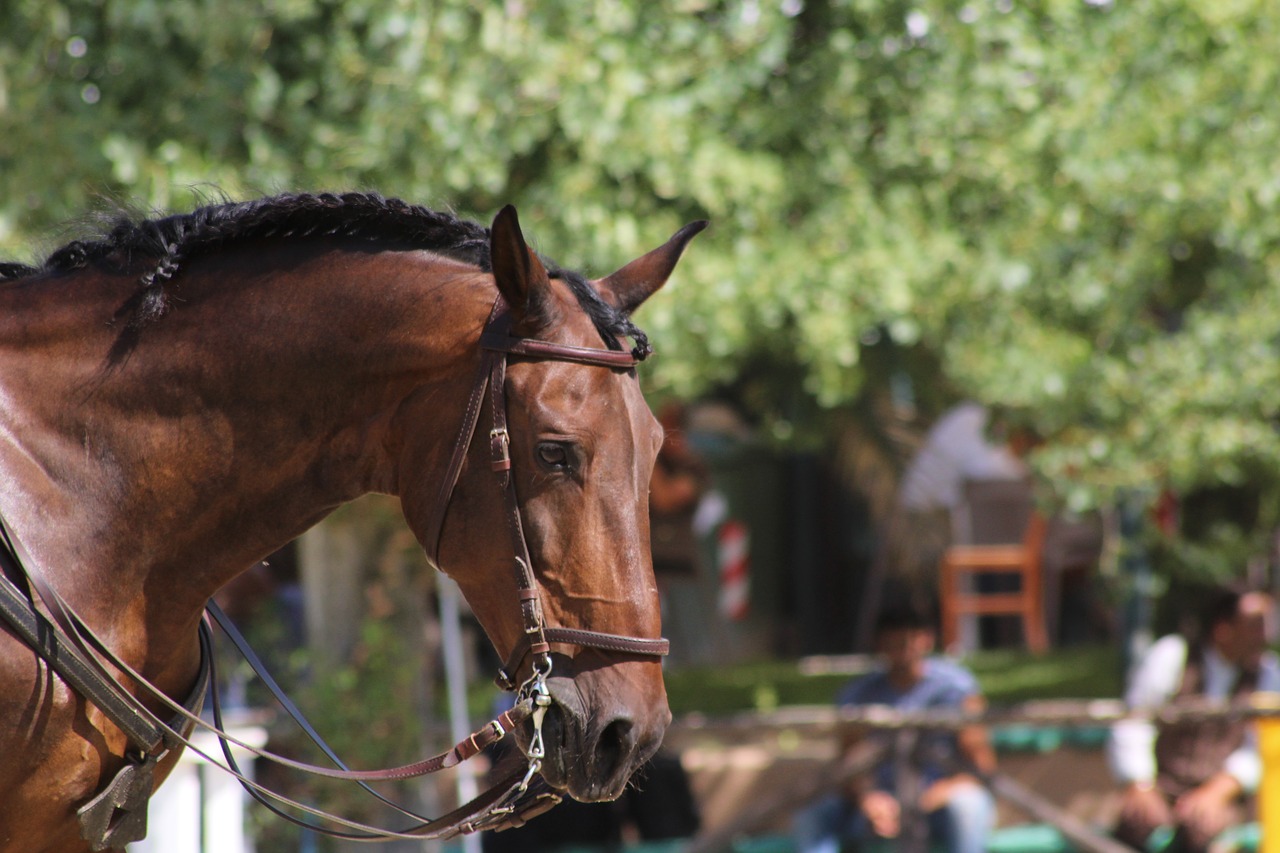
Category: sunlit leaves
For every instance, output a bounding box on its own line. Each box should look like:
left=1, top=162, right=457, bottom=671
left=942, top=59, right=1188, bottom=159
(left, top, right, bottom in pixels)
left=5, top=0, right=1280, bottom=536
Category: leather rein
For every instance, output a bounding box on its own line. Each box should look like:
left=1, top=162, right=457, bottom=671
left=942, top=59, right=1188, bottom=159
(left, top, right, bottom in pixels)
left=0, top=293, right=669, bottom=847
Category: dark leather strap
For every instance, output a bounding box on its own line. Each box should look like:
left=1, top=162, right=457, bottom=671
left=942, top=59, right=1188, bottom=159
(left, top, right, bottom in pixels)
left=426, top=295, right=669, bottom=693
left=0, top=518, right=210, bottom=756
left=488, top=344, right=555, bottom=671
left=0, top=549, right=551, bottom=839
left=203, top=603, right=565, bottom=839
left=480, top=332, right=641, bottom=368
left=0, top=517, right=212, bottom=850
left=0, top=570, right=168, bottom=752
left=498, top=627, right=671, bottom=691
left=204, top=601, right=533, bottom=780
left=422, top=299, right=508, bottom=569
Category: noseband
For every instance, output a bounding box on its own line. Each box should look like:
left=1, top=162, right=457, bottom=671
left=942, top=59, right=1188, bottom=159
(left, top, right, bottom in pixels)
left=423, top=295, right=670, bottom=691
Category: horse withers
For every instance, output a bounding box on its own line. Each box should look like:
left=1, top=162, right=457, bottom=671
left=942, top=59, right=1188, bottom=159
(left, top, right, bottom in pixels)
left=0, top=193, right=705, bottom=852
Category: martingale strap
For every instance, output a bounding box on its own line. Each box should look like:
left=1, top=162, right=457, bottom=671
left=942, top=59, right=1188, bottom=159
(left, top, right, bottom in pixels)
left=0, top=516, right=211, bottom=851
left=0, top=522, right=562, bottom=842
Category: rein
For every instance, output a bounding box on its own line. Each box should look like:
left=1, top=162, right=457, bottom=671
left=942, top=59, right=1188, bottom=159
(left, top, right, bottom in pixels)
left=0, top=293, right=669, bottom=847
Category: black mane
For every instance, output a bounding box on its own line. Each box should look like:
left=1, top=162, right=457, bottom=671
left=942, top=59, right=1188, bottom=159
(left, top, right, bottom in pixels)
left=0, top=192, right=648, bottom=356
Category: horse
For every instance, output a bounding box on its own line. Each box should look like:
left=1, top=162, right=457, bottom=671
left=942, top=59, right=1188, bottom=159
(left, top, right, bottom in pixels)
left=0, top=192, right=706, bottom=853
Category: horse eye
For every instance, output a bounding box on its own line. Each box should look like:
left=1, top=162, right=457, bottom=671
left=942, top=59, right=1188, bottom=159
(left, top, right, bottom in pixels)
left=536, top=442, right=572, bottom=471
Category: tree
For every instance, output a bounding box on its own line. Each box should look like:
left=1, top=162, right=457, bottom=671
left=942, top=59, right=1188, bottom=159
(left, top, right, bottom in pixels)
left=5, top=0, right=1280, bottom=574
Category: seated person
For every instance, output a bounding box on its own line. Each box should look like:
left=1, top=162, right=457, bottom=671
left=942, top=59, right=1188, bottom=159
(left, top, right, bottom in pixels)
left=793, top=598, right=996, bottom=853
left=1110, top=584, right=1280, bottom=853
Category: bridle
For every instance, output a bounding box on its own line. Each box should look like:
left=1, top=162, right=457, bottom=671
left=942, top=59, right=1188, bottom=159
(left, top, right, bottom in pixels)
left=0, top=291, right=670, bottom=848
left=426, top=294, right=670, bottom=690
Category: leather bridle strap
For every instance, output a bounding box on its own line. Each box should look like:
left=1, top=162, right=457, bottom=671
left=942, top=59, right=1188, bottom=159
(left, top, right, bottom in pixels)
left=426, top=295, right=669, bottom=692
left=498, top=628, right=671, bottom=691
left=478, top=332, right=643, bottom=368
left=202, top=601, right=532, bottom=780
left=421, top=299, right=506, bottom=570
left=0, top=538, right=558, bottom=840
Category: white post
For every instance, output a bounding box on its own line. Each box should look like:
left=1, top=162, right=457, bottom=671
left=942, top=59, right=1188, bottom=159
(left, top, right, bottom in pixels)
left=136, top=725, right=269, bottom=853
left=438, top=576, right=482, bottom=853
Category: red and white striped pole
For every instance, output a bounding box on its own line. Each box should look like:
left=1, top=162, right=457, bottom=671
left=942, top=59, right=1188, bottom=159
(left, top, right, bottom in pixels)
left=717, top=519, right=750, bottom=621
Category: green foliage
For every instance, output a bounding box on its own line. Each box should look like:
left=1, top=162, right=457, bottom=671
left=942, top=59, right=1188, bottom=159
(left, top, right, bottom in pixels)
left=246, top=615, right=428, bottom=849
left=6, top=1, right=1280, bottom=565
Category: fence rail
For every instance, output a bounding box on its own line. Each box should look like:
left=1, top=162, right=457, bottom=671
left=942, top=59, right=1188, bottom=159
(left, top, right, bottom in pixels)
left=676, top=694, right=1280, bottom=853
left=672, top=694, right=1280, bottom=736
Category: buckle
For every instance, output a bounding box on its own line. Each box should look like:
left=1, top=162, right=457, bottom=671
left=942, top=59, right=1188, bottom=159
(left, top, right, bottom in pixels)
left=489, top=428, right=511, bottom=471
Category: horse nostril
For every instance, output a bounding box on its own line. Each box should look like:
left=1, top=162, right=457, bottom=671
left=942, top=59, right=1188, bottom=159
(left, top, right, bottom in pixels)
left=595, top=717, right=635, bottom=783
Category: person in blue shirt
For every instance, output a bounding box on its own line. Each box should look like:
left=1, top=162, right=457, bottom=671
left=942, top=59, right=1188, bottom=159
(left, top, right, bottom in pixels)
left=794, top=598, right=997, bottom=853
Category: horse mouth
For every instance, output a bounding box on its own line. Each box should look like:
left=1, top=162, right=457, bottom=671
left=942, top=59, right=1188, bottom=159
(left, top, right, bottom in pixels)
left=533, top=696, right=664, bottom=803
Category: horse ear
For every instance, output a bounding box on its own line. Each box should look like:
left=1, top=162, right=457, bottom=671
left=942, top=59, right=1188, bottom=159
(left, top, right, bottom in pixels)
left=596, top=220, right=708, bottom=313
left=489, top=205, right=554, bottom=331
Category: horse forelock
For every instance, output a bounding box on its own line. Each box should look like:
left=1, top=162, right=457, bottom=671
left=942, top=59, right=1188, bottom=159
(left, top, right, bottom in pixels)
left=2, top=192, right=649, bottom=352
left=545, top=267, right=651, bottom=359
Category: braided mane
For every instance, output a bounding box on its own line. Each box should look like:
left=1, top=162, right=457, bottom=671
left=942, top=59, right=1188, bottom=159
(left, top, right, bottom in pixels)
left=0, top=192, right=648, bottom=355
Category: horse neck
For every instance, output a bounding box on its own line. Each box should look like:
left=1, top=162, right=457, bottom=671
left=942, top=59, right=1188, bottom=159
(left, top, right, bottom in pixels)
left=0, top=247, right=490, bottom=666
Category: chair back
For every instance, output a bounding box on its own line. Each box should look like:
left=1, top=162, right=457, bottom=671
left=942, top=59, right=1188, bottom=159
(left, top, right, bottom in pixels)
left=954, top=478, right=1035, bottom=546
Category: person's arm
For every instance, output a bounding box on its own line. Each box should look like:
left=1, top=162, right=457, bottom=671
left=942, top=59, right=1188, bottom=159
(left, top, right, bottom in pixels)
left=955, top=693, right=996, bottom=776
left=1172, top=657, right=1280, bottom=823
left=1108, top=635, right=1187, bottom=786
left=837, top=726, right=900, bottom=838
left=1108, top=637, right=1188, bottom=833
left=918, top=693, right=993, bottom=812
left=1219, top=741, right=1261, bottom=795
left=833, top=679, right=902, bottom=835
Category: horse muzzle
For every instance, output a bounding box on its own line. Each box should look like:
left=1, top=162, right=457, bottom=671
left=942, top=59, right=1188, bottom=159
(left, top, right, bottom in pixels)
left=534, top=663, right=671, bottom=802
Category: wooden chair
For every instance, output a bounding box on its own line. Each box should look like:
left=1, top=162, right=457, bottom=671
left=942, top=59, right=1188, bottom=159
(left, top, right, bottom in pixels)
left=939, top=479, right=1049, bottom=654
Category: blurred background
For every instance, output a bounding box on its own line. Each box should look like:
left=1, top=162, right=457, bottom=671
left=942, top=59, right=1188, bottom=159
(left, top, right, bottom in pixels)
left=5, top=1, right=1280, bottom=850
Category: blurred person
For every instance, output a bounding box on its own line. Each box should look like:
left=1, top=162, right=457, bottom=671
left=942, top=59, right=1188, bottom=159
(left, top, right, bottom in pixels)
left=648, top=400, right=723, bottom=664
left=648, top=400, right=710, bottom=578
left=899, top=402, right=1029, bottom=513
left=1109, top=584, right=1280, bottom=853
left=793, top=598, right=997, bottom=853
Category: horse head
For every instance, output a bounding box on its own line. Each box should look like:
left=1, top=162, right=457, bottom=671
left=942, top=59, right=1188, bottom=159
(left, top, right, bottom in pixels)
left=399, top=207, right=705, bottom=802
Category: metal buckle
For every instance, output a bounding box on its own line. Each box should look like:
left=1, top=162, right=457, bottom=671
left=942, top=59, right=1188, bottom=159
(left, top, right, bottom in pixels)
left=488, top=657, right=555, bottom=818
left=489, top=427, right=511, bottom=471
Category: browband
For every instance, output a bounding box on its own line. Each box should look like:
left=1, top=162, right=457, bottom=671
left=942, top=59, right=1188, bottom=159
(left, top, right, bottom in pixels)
left=479, top=331, right=643, bottom=368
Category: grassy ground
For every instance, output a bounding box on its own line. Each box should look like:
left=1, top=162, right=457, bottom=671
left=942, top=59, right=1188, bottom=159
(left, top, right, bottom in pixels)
left=662, top=644, right=1124, bottom=716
